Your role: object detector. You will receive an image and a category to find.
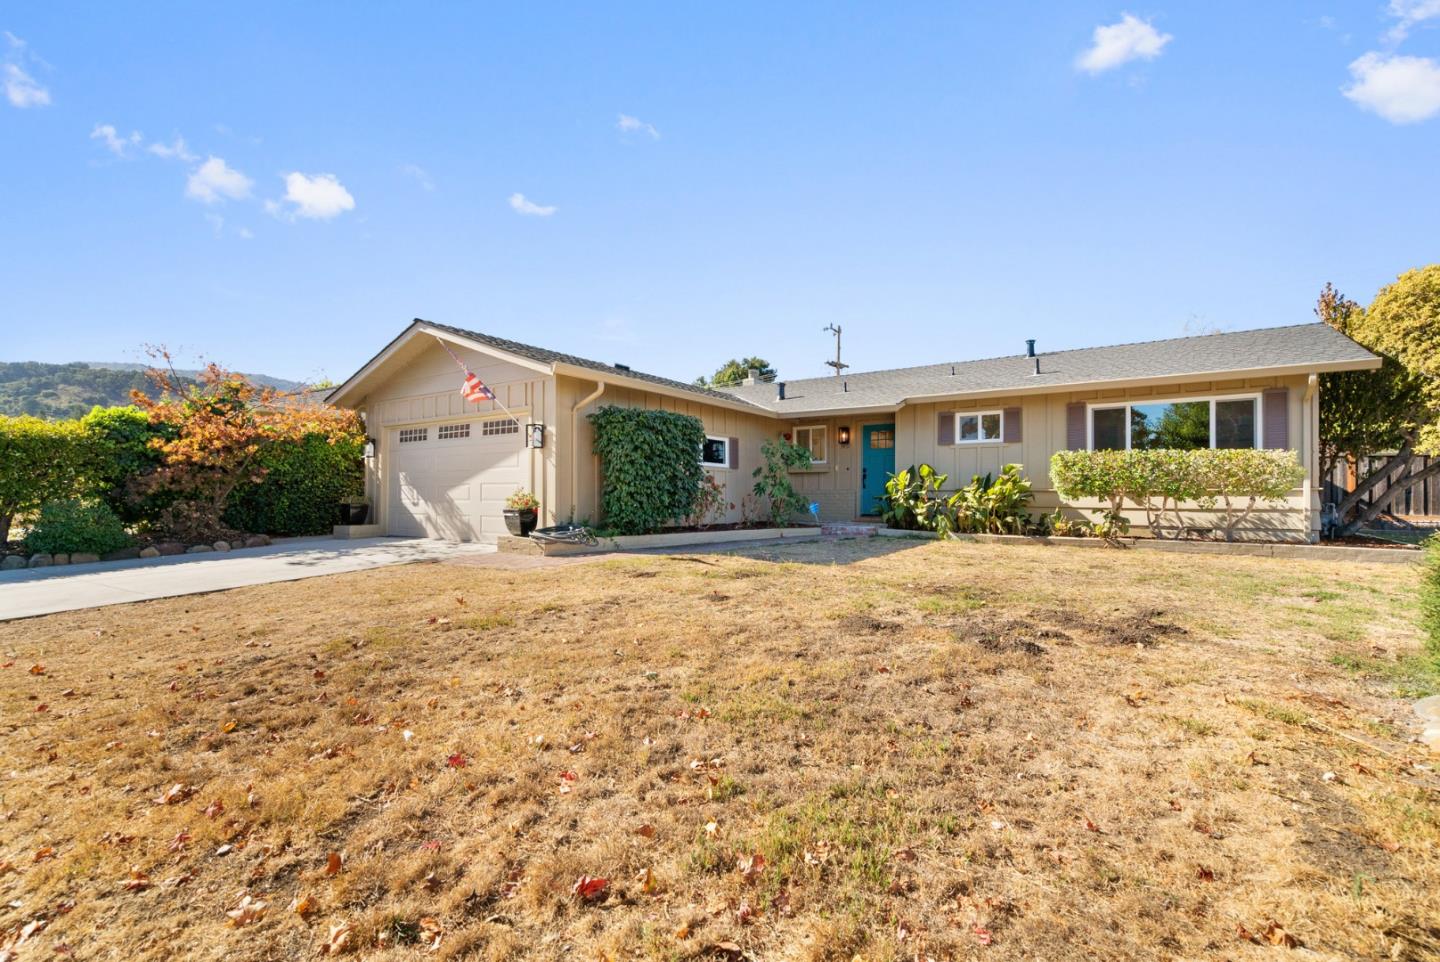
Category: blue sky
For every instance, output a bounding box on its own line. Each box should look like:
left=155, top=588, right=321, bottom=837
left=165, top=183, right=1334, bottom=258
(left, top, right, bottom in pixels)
left=3, top=3, right=1439, bottom=384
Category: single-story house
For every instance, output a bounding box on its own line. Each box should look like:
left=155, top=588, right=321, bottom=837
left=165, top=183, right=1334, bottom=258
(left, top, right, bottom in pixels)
left=327, top=320, right=1380, bottom=543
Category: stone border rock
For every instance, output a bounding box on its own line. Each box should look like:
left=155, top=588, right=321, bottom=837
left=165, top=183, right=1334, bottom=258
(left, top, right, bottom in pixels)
left=499, top=525, right=824, bottom=557
left=937, top=532, right=1420, bottom=564
left=0, top=535, right=273, bottom=572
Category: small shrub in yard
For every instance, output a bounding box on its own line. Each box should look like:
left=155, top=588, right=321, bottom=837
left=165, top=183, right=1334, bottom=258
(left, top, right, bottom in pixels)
left=23, top=498, right=132, bottom=557
left=0, top=415, right=92, bottom=545
left=752, top=438, right=813, bottom=525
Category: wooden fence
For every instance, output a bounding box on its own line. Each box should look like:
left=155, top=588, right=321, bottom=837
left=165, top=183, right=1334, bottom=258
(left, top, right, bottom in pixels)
left=1325, top=454, right=1439, bottom=519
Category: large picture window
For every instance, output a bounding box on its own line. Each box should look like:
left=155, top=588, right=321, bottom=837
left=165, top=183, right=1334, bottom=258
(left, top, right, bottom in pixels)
left=792, top=425, right=827, bottom=463
left=1090, top=396, right=1259, bottom=451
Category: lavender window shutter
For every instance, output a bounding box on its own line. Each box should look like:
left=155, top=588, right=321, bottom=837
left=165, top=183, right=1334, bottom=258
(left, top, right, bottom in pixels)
left=1065, top=403, right=1086, bottom=450
left=1262, top=389, right=1289, bottom=449
left=1002, top=407, right=1022, bottom=443
left=937, top=412, right=954, bottom=446
left=728, top=437, right=740, bottom=469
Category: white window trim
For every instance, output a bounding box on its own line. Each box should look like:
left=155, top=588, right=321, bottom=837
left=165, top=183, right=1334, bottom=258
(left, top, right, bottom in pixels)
left=700, top=435, right=730, bottom=467
left=954, top=410, right=1005, bottom=445
left=793, top=425, right=828, bottom=464
left=1086, top=393, right=1262, bottom=451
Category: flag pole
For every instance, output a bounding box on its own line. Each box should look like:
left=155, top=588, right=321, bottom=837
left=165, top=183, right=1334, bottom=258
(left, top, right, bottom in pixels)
left=430, top=333, right=523, bottom=425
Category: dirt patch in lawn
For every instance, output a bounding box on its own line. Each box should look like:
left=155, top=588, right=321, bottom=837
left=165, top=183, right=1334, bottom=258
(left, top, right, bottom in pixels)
left=1, top=538, right=1436, bottom=961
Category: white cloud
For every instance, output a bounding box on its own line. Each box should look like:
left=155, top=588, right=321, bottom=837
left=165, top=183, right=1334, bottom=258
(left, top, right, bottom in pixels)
left=275, top=172, right=356, bottom=220
left=3, top=61, right=49, bottom=108
left=1343, top=51, right=1440, bottom=122
left=617, top=113, right=660, bottom=139
left=185, top=156, right=254, bottom=203
left=148, top=135, right=196, bottom=162
left=400, top=163, right=435, bottom=191
left=91, top=123, right=142, bottom=156
left=1076, top=14, right=1173, bottom=74
left=238, top=227, right=254, bottom=240
left=509, top=192, right=556, bottom=217
left=1387, top=0, right=1440, bottom=42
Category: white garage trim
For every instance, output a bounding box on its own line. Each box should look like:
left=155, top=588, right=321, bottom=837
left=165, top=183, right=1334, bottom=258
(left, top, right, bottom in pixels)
left=384, top=413, right=530, bottom=544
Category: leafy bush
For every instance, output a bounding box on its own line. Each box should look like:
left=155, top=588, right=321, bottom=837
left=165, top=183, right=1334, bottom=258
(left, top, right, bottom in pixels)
left=751, top=438, right=813, bottom=526
left=23, top=498, right=132, bottom=556
left=79, top=405, right=172, bottom=524
left=686, top=474, right=732, bottom=529
left=1423, top=535, right=1440, bottom=663
left=0, top=415, right=92, bottom=544
left=589, top=406, right=706, bottom=535
left=505, top=489, right=540, bottom=511
left=1050, top=448, right=1304, bottom=541
left=222, top=432, right=365, bottom=537
left=881, top=463, right=1034, bottom=536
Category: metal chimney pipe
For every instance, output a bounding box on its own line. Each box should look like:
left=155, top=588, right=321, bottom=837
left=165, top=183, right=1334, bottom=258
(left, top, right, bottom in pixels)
left=776, top=381, right=786, bottom=401
left=1025, top=339, right=1036, bottom=357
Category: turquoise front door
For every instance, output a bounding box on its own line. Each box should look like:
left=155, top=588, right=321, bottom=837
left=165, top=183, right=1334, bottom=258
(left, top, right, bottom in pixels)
left=860, top=423, right=895, bottom=516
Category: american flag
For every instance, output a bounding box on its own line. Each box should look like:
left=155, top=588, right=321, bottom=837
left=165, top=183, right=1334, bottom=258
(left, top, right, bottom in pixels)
left=461, top=371, right=495, bottom=403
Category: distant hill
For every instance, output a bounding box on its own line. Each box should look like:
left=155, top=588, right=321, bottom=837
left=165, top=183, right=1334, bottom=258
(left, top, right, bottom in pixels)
left=0, top=361, right=308, bottom=420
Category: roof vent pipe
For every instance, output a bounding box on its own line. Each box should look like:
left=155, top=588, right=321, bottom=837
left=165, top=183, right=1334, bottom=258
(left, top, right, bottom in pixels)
left=1032, top=356, right=1041, bottom=376
left=1026, top=339, right=1036, bottom=357
left=843, top=380, right=848, bottom=393
left=776, top=381, right=786, bottom=401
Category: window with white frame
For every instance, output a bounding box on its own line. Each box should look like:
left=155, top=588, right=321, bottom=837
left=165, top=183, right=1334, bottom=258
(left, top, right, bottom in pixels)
left=481, top=417, right=520, bottom=436
left=700, top=436, right=729, bottom=467
left=398, top=427, right=428, bottom=443
left=792, top=425, right=827, bottom=463
left=956, top=410, right=1003, bottom=444
left=1089, top=395, right=1259, bottom=451
left=437, top=422, right=471, bottom=440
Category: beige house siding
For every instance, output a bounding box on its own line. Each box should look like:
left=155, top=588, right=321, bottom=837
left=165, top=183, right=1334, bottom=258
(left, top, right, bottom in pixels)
left=900, top=373, right=1318, bottom=541
left=555, top=374, right=776, bottom=527
left=346, top=338, right=554, bottom=531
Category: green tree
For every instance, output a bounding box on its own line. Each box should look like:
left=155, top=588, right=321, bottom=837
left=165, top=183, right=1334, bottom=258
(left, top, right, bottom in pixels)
left=0, top=415, right=92, bottom=544
left=698, top=357, right=777, bottom=388
left=1320, top=271, right=1440, bottom=533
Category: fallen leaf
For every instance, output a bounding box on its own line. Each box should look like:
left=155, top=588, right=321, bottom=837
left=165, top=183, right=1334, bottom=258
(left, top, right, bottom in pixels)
left=204, top=799, right=225, bottom=819
left=737, top=852, right=766, bottom=881
left=226, top=894, right=267, bottom=927
left=571, top=875, right=609, bottom=901
left=289, top=893, right=316, bottom=918
left=1195, top=866, right=1215, bottom=882
left=33, top=846, right=56, bottom=862
left=635, top=823, right=656, bottom=838
left=122, top=868, right=150, bottom=891
left=446, top=752, right=466, bottom=768
left=220, top=720, right=237, bottom=734
left=325, top=852, right=343, bottom=876
left=638, top=866, right=656, bottom=894
left=974, top=925, right=993, bottom=945
left=155, top=783, right=196, bottom=805
left=321, top=921, right=353, bottom=955
left=29, top=664, right=45, bottom=675
left=1261, top=920, right=1299, bottom=948
left=1083, top=818, right=1101, bottom=833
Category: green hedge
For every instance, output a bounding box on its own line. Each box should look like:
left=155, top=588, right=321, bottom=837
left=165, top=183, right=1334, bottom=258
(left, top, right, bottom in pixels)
left=78, top=405, right=172, bottom=523
left=589, top=405, right=705, bottom=535
left=1050, top=448, right=1305, bottom=540
left=0, top=414, right=92, bottom=544
left=223, top=432, right=365, bottom=536
left=23, top=498, right=133, bottom=556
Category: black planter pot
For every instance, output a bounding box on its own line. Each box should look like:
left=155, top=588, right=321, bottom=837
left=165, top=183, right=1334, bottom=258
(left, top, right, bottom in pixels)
left=339, top=503, right=370, bottom=525
left=503, top=507, right=538, bottom=537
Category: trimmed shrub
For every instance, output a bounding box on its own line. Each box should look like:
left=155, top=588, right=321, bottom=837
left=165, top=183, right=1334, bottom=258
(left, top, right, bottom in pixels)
left=223, top=432, right=365, bottom=537
left=589, top=406, right=706, bottom=535
left=23, top=498, right=132, bottom=556
left=1050, top=448, right=1305, bottom=541
left=0, top=415, right=92, bottom=544
left=79, top=405, right=172, bottom=524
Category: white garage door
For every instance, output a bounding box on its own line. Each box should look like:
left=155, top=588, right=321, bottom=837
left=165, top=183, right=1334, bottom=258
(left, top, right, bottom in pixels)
left=386, top=418, right=526, bottom=543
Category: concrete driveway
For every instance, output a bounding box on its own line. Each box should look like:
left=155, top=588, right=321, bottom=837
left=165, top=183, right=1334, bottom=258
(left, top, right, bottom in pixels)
left=0, top=537, right=494, bottom=621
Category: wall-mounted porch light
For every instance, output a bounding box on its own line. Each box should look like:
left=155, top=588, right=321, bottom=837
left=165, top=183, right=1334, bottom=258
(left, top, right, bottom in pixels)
left=362, top=437, right=376, bottom=459
left=837, top=425, right=851, bottom=446
left=527, top=423, right=545, bottom=449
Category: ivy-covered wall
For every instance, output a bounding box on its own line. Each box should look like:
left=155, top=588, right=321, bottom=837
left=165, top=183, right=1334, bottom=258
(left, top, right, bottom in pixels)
left=588, top=405, right=705, bottom=534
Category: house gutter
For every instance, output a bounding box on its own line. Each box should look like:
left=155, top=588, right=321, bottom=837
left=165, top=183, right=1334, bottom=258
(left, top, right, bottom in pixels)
left=570, top=379, right=606, bottom=520
left=1303, top=372, right=1319, bottom=541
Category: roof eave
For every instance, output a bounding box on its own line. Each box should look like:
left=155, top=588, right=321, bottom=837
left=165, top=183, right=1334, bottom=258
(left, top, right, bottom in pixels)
left=551, top=363, right=776, bottom=416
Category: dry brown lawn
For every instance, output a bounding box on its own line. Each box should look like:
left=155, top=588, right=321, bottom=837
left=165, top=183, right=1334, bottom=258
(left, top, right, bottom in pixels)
left=1, top=538, right=1438, bottom=961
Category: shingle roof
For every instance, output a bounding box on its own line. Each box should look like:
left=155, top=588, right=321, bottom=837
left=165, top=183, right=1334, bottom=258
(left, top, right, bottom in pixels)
left=421, top=320, right=747, bottom=405
left=716, top=323, right=1378, bottom=414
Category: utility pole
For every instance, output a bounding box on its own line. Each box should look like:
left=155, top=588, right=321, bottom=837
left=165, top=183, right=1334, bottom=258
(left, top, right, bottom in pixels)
left=823, top=323, right=848, bottom=377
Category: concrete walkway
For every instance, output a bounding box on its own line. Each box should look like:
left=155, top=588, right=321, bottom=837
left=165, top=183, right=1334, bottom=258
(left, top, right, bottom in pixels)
left=0, top=537, right=494, bottom=621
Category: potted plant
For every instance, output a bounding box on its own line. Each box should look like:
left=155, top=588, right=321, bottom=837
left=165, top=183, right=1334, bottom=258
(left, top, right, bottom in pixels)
left=338, top=495, right=369, bottom=525
left=503, top=490, right=540, bottom=537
